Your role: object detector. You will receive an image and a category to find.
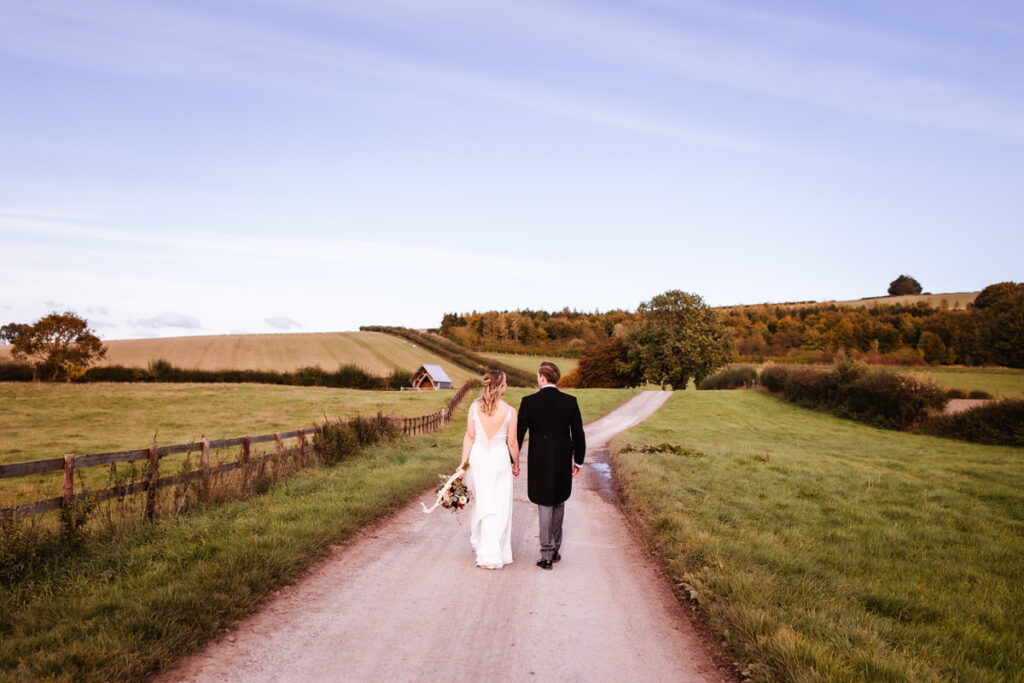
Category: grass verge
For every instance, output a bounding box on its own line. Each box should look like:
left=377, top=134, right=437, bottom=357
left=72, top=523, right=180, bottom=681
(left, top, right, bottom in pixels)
left=610, top=391, right=1023, bottom=682
left=0, top=388, right=635, bottom=682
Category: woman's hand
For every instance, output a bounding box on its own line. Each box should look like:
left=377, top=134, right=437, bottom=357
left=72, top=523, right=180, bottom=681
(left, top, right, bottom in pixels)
left=511, top=464, right=520, bottom=477
left=455, top=464, right=467, bottom=478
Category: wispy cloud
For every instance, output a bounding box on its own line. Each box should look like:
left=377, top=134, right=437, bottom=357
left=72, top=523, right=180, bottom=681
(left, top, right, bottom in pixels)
left=134, top=311, right=201, bottom=329
left=264, top=316, right=301, bottom=330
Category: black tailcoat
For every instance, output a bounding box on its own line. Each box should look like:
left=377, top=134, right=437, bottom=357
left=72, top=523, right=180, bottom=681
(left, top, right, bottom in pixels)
left=517, top=387, right=586, bottom=506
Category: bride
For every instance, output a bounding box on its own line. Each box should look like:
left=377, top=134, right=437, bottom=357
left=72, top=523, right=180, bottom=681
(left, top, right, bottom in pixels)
left=455, top=370, right=520, bottom=569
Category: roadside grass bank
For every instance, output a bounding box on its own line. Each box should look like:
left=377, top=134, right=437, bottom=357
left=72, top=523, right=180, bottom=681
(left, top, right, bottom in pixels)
left=610, top=391, right=1023, bottom=682
left=0, top=388, right=636, bottom=682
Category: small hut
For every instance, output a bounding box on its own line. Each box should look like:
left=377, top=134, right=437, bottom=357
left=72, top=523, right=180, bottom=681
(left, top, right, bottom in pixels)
left=410, top=364, right=453, bottom=390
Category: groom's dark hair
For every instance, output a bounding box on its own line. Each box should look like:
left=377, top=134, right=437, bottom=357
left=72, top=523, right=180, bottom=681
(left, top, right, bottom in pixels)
left=538, top=362, right=561, bottom=385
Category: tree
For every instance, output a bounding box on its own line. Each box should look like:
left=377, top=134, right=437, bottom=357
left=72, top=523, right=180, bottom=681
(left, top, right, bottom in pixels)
left=575, top=337, right=632, bottom=388
left=970, top=282, right=1024, bottom=368
left=5, top=311, right=107, bottom=381
left=888, top=275, right=923, bottom=296
left=619, top=290, right=733, bottom=389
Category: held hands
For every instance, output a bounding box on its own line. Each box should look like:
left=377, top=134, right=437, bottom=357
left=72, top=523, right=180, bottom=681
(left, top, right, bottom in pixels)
left=511, top=464, right=520, bottom=477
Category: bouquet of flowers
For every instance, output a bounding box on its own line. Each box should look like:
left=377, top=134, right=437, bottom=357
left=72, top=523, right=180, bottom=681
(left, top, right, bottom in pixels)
left=420, top=464, right=473, bottom=514
left=438, top=473, right=472, bottom=512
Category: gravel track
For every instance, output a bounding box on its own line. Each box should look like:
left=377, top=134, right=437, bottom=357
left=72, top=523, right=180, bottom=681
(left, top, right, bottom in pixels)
left=160, top=391, right=730, bottom=682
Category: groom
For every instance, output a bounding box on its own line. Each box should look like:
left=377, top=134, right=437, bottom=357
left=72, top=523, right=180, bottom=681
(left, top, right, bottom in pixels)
left=516, top=362, right=586, bottom=570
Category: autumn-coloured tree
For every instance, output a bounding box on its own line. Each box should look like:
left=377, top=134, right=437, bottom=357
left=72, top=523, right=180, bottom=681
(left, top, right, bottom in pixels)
left=4, top=311, right=107, bottom=381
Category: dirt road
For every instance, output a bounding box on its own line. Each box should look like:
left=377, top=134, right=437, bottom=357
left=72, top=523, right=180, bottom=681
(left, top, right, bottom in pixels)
left=161, top=391, right=729, bottom=682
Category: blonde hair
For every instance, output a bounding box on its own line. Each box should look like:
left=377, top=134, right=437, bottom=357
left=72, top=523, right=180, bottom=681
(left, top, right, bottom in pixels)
left=478, top=370, right=506, bottom=415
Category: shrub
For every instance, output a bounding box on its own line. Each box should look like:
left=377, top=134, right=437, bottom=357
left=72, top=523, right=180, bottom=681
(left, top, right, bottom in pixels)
left=921, top=399, right=1024, bottom=446
left=835, top=371, right=947, bottom=430
left=759, top=363, right=946, bottom=431
left=946, top=388, right=967, bottom=399
left=292, top=365, right=326, bottom=386
left=968, top=389, right=994, bottom=400
left=331, top=364, right=378, bottom=390
left=384, top=368, right=412, bottom=390
left=758, top=364, right=789, bottom=393
left=81, top=364, right=151, bottom=382
left=149, top=358, right=174, bottom=381
left=314, top=413, right=400, bottom=465
left=575, top=337, right=633, bottom=388
left=0, top=361, right=34, bottom=381
left=831, top=356, right=869, bottom=385
left=698, top=365, right=758, bottom=390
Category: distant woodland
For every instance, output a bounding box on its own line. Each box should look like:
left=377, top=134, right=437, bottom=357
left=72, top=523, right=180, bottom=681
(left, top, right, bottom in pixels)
left=440, top=282, right=1024, bottom=368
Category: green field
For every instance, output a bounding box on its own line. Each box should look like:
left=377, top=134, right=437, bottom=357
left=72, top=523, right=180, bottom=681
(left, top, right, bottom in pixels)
left=479, top=352, right=578, bottom=376
left=0, top=388, right=636, bottom=682
left=895, top=365, right=1024, bottom=398
left=611, top=391, right=1023, bottom=681
left=0, top=383, right=457, bottom=507
left=0, top=331, right=473, bottom=383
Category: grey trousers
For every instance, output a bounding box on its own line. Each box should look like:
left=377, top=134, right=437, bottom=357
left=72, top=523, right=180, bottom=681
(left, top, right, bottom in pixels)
left=537, top=502, right=565, bottom=561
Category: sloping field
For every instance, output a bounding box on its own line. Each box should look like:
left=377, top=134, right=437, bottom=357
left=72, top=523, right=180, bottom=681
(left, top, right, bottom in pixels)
left=612, top=391, right=1023, bottom=681
left=0, top=331, right=472, bottom=384
left=721, top=290, right=978, bottom=311
left=479, top=352, right=578, bottom=376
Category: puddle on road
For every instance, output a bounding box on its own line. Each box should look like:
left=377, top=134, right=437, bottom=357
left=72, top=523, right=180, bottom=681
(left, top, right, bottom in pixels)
left=584, top=450, right=620, bottom=502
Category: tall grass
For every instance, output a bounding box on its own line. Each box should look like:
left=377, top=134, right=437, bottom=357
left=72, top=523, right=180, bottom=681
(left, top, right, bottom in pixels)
left=611, top=391, right=1024, bottom=682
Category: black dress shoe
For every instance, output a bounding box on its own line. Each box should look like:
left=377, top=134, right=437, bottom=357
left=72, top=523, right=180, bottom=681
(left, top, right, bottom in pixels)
left=536, top=559, right=553, bottom=570
left=552, top=552, right=562, bottom=563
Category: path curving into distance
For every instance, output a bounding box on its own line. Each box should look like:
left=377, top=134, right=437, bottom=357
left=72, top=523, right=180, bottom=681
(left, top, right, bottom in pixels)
left=160, top=391, right=730, bottom=682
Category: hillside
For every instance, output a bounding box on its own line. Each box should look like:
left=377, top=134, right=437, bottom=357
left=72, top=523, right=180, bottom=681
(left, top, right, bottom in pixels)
left=722, top=291, right=979, bottom=311
left=0, top=331, right=473, bottom=384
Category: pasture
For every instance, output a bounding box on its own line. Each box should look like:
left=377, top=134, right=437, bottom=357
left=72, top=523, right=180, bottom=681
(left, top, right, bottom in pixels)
left=0, top=388, right=637, bottom=682
left=0, top=383, right=456, bottom=507
left=479, top=352, right=578, bottom=376
left=0, top=331, right=473, bottom=383
left=896, top=365, right=1024, bottom=398
left=612, top=391, right=1023, bottom=681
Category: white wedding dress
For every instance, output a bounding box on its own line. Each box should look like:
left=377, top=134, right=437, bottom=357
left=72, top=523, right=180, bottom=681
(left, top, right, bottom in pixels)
left=467, top=401, right=514, bottom=569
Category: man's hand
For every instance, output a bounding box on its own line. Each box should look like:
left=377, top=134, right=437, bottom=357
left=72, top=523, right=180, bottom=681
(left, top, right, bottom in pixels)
left=571, top=464, right=582, bottom=477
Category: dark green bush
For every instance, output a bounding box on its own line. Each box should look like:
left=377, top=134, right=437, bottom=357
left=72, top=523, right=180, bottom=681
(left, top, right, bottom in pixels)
left=292, top=365, right=326, bottom=386
left=0, top=361, right=34, bottom=381
left=332, top=364, right=378, bottom=390
left=698, top=365, right=758, bottom=390
left=758, top=364, right=789, bottom=393
left=968, top=389, right=994, bottom=400
left=149, top=358, right=173, bottom=380
left=921, top=399, right=1024, bottom=446
left=946, top=388, right=967, bottom=399
left=759, top=362, right=947, bottom=431
left=82, top=365, right=151, bottom=382
left=835, top=371, right=947, bottom=430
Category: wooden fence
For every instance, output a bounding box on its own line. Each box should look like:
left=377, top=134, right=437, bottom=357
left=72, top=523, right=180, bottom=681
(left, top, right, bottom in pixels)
left=0, top=381, right=478, bottom=522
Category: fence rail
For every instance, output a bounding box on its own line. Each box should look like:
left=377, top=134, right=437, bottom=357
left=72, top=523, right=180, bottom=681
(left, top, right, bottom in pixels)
left=0, top=381, right=477, bottom=521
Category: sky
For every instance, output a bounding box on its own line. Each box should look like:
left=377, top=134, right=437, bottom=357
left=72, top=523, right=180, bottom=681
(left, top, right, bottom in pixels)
left=1, top=0, right=1022, bottom=339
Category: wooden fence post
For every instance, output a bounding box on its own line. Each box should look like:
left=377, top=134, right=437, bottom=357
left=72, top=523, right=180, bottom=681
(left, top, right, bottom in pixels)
left=62, top=454, right=75, bottom=510
left=274, top=433, right=282, bottom=469
left=201, top=438, right=211, bottom=501
left=298, top=430, right=307, bottom=465
left=242, top=436, right=251, bottom=465
left=145, top=444, right=159, bottom=520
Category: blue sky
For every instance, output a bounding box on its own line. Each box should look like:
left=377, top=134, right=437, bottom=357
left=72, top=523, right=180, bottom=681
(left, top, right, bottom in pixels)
left=1, top=0, right=1022, bottom=339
